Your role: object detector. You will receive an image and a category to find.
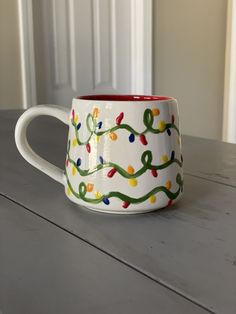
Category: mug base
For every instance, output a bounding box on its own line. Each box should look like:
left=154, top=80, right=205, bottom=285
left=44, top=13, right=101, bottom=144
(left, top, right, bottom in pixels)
left=67, top=193, right=182, bottom=215
left=81, top=204, right=166, bottom=215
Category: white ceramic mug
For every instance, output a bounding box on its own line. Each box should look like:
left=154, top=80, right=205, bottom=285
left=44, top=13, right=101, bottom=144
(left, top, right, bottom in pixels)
left=15, top=95, right=183, bottom=214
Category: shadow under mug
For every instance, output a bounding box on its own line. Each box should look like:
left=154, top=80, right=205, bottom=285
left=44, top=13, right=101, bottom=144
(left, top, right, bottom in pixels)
left=15, top=94, right=184, bottom=214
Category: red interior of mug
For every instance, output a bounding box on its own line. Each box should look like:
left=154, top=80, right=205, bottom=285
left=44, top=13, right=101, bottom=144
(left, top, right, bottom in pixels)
left=78, top=95, right=173, bottom=101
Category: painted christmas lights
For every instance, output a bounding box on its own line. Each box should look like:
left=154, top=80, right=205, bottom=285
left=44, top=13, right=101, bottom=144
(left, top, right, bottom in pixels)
left=65, top=106, right=183, bottom=209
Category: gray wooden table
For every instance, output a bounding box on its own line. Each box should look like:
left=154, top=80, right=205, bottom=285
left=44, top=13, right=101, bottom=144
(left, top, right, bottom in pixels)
left=0, top=110, right=235, bottom=314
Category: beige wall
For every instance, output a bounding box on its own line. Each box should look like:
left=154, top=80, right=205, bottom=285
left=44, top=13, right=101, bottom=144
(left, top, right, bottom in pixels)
left=0, top=0, right=228, bottom=139
left=154, top=0, right=227, bottom=140
left=0, top=0, right=22, bottom=109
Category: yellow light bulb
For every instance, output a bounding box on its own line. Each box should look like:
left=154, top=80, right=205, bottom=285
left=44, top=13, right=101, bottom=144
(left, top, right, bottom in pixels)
left=157, top=120, right=166, bottom=132
left=161, top=154, right=168, bottom=163
left=74, top=114, right=79, bottom=123
left=72, top=166, right=76, bottom=176
left=149, top=195, right=156, bottom=203
left=128, top=178, right=138, bottom=187
left=95, top=191, right=101, bottom=199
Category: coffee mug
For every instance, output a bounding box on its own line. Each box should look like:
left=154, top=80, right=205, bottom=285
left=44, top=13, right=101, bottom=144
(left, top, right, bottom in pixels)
left=15, top=95, right=183, bottom=214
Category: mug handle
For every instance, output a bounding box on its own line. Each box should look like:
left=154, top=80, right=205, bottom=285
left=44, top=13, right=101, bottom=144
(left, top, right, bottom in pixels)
left=15, top=105, right=70, bottom=185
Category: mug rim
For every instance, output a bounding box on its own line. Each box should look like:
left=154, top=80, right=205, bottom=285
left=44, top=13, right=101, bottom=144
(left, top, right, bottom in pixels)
left=77, top=94, right=175, bottom=102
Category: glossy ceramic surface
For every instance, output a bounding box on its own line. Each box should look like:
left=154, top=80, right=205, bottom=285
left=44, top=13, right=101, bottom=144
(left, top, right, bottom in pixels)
left=15, top=95, right=183, bottom=214
left=66, top=96, right=183, bottom=213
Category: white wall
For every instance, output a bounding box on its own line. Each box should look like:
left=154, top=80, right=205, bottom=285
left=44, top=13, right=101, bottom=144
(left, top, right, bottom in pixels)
left=0, top=0, right=228, bottom=141
left=0, top=0, right=22, bottom=109
left=153, top=0, right=227, bottom=140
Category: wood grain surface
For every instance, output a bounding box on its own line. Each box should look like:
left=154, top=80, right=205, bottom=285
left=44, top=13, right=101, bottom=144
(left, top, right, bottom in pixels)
left=0, top=110, right=236, bottom=314
left=0, top=195, right=210, bottom=314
